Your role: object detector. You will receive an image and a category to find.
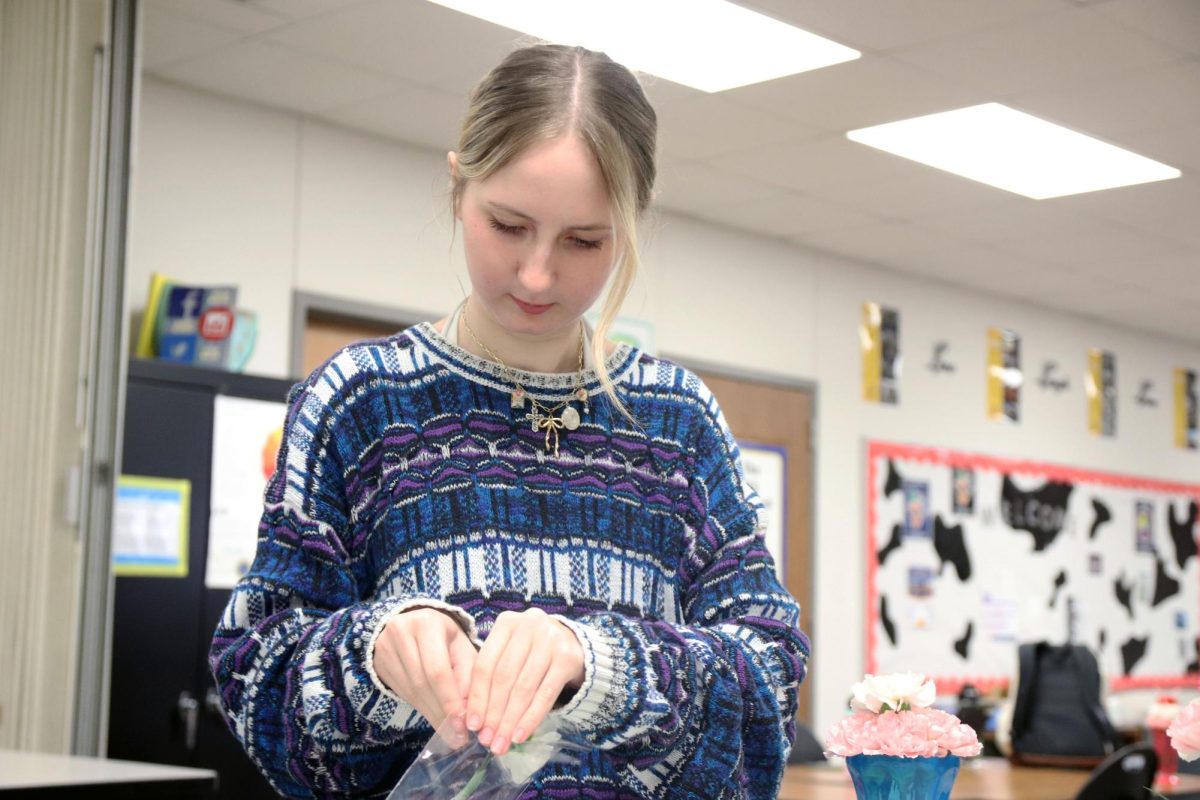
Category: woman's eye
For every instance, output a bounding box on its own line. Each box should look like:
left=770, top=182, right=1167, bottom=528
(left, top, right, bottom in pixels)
left=488, top=217, right=524, bottom=235
left=570, top=236, right=602, bottom=251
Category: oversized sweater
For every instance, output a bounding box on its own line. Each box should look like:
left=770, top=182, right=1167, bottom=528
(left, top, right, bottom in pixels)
left=209, top=321, right=811, bottom=799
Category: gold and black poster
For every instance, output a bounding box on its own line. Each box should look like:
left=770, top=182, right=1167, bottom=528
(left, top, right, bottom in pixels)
left=1176, top=368, right=1198, bottom=450
left=987, top=328, right=1021, bottom=423
left=862, top=302, right=900, bottom=405
left=1087, top=349, right=1117, bottom=437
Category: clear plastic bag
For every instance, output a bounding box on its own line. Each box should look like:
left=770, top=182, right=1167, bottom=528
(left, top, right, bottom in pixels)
left=386, top=716, right=590, bottom=800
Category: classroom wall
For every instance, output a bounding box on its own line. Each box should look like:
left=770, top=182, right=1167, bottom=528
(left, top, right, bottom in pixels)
left=127, top=77, right=1200, bottom=736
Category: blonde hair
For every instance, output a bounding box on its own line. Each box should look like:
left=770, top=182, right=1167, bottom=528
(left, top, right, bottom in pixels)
left=452, top=44, right=657, bottom=421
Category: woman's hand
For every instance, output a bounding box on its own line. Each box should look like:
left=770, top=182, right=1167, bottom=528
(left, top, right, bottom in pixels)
left=373, top=607, right=479, bottom=735
left=465, top=608, right=585, bottom=755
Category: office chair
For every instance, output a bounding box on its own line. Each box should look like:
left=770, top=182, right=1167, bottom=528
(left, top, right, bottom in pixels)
left=1074, top=742, right=1157, bottom=800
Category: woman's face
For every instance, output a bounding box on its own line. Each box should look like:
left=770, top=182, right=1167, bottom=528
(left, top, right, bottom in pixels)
left=455, top=135, right=616, bottom=340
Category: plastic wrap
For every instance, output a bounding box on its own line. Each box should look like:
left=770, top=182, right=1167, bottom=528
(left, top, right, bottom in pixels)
left=386, top=717, right=589, bottom=800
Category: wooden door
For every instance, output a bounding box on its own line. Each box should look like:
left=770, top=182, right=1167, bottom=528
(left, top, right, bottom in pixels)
left=300, top=311, right=407, bottom=378
left=697, top=370, right=815, bottom=725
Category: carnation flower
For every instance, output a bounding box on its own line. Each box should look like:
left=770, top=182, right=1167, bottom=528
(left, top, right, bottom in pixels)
left=851, top=672, right=937, bottom=714
left=1167, top=698, right=1200, bottom=761
left=826, top=673, right=981, bottom=759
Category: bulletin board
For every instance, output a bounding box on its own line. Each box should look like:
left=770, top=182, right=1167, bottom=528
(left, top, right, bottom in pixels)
left=866, top=440, right=1200, bottom=693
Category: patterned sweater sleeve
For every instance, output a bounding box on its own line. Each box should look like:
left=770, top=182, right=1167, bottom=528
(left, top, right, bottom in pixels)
left=208, top=373, right=477, bottom=798
left=552, top=384, right=811, bottom=799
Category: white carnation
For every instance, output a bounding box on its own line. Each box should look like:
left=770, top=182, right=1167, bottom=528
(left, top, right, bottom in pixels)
left=851, top=672, right=937, bottom=714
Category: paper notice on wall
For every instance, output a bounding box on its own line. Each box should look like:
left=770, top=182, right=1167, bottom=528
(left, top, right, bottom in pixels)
left=1176, top=368, right=1198, bottom=450
left=113, top=476, right=190, bottom=577
left=987, top=328, right=1022, bottom=423
left=206, top=394, right=287, bottom=589
left=982, top=593, right=1019, bottom=643
left=1087, top=349, right=1117, bottom=437
left=738, top=441, right=787, bottom=583
left=862, top=302, right=900, bottom=405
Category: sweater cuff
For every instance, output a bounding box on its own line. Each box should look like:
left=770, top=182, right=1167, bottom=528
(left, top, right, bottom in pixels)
left=548, top=615, right=624, bottom=737
left=356, top=598, right=481, bottom=731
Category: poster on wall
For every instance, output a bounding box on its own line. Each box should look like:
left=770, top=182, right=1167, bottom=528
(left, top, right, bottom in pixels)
left=986, top=328, right=1022, bottom=423
left=1087, top=349, right=1118, bottom=437
left=1176, top=368, right=1198, bottom=450
left=738, top=441, right=787, bottom=583
left=206, top=395, right=287, bottom=589
left=862, top=302, right=901, bottom=405
left=867, top=440, right=1200, bottom=693
left=112, top=475, right=190, bottom=577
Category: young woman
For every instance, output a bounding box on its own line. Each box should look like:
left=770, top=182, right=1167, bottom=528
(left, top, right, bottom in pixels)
left=210, top=44, right=810, bottom=799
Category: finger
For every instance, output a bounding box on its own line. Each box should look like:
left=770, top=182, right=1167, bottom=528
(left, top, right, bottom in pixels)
left=417, top=618, right=467, bottom=726
left=491, top=637, right=552, bottom=754
left=398, top=631, right=443, bottom=729
left=449, top=634, right=477, bottom=704
left=508, top=661, right=578, bottom=752
left=480, top=627, right=534, bottom=752
left=467, top=618, right=514, bottom=732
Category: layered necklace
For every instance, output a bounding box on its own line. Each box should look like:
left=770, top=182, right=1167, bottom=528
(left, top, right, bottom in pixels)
left=459, top=300, right=589, bottom=456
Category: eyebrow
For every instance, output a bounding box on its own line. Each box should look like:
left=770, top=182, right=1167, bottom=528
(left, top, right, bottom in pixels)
left=488, top=202, right=612, bottom=233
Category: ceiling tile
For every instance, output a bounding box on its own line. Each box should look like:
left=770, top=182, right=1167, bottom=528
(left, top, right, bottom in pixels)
left=890, top=6, right=1184, bottom=97
left=1092, top=0, right=1200, bottom=57
left=1013, top=60, right=1200, bottom=139
left=266, top=0, right=520, bottom=97
left=738, top=0, right=1055, bottom=53
left=243, top=0, right=374, bottom=21
left=656, top=96, right=818, bottom=160
left=707, top=190, right=888, bottom=240
left=152, top=39, right=398, bottom=115
left=1048, top=175, right=1200, bottom=248
left=818, top=168, right=1020, bottom=224
left=314, top=80, right=466, bottom=152
left=990, top=214, right=1190, bottom=270
left=712, top=134, right=919, bottom=192
left=724, top=54, right=978, bottom=134
left=144, top=0, right=286, bottom=34
left=140, top=4, right=243, bottom=71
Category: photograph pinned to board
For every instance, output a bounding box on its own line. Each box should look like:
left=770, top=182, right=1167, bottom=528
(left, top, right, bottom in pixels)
left=737, top=440, right=787, bottom=583
left=952, top=467, right=975, bottom=515
left=206, top=394, right=287, bottom=589
left=903, top=480, right=932, bottom=538
left=1176, top=368, right=1198, bottom=450
left=112, top=475, right=190, bottom=577
left=1087, top=349, right=1118, bottom=437
left=1136, top=500, right=1156, bottom=554
left=861, top=301, right=901, bottom=405
left=986, top=328, right=1022, bottom=423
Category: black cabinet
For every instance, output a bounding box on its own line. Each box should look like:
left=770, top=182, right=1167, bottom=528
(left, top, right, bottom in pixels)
left=108, top=359, right=292, bottom=800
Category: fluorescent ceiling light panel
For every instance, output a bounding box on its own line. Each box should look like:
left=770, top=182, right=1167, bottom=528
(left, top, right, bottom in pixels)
left=847, top=103, right=1180, bottom=199
left=426, top=0, right=860, bottom=92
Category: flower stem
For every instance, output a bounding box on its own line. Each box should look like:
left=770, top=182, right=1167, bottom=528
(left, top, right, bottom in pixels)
left=451, top=758, right=490, bottom=800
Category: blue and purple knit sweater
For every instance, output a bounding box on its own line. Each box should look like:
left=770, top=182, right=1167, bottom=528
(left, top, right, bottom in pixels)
left=209, top=322, right=810, bottom=799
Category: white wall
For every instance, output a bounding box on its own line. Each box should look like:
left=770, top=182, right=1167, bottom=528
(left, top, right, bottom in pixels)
left=128, top=78, right=1200, bottom=736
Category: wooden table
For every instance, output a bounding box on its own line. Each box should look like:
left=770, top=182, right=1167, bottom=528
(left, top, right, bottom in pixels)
left=782, top=757, right=1200, bottom=800
left=0, top=749, right=217, bottom=798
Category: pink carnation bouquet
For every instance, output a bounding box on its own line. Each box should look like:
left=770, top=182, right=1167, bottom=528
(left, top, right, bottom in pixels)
left=1167, top=698, right=1200, bottom=761
left=825, top=673, right=982, bottom=759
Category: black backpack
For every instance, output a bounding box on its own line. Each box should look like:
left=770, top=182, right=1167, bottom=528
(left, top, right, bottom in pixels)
left=1009, top=642, right=1124, bottom=768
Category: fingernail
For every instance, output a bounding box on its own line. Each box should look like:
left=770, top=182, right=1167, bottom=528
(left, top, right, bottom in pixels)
left=512, top=727, right=527, bottom=744
left=491, top=735, right=508, bottom=755
left=478, top=727, right=494, bottom=747
left=467, top=714, right=482, bottom=732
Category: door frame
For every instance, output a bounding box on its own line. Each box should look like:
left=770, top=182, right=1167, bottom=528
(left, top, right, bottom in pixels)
left=290, top=290, right=428, bottom=379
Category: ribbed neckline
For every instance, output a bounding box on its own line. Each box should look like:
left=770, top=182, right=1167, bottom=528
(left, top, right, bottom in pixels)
left=407, top=320, right=638, bottom=401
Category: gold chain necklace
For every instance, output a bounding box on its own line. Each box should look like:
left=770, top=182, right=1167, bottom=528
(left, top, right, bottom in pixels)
left=459, top=300, right=589, bottom=456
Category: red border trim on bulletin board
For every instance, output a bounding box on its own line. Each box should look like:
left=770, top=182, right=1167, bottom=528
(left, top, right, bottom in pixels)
left=865, top=440, right=1200, bottom=696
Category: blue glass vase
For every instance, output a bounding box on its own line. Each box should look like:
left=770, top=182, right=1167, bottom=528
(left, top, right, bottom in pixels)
left=845, top=754, right=961, bottom=800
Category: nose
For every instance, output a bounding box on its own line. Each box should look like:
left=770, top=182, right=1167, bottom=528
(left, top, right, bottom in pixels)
left=517, top=240, right=555, bottom=295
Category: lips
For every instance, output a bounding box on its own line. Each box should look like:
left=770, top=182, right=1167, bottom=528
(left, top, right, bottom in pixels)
left=512, top=297, right=553, bottom=315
